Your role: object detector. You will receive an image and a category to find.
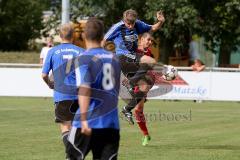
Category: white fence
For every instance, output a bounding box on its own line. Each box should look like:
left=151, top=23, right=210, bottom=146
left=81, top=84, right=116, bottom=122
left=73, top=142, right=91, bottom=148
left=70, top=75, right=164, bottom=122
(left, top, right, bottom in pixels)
left=0, top=63, right=240, bottom=101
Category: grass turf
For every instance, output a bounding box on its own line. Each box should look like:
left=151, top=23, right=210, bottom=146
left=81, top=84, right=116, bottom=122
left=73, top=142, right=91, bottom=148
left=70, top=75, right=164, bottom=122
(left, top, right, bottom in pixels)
left=0, top=52, right=40, bottom=64
left=0, top=97, right=240, bottom=160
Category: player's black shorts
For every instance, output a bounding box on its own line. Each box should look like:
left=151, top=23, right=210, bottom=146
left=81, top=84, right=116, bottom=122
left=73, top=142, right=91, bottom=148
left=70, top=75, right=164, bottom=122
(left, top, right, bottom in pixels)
left=67, top=127, right=120, bottom=160
left=118, top=53, right=154, bottom=86
left=54, top=100, right=79, bottom=123
left=118, top=53, right=143, bottom=78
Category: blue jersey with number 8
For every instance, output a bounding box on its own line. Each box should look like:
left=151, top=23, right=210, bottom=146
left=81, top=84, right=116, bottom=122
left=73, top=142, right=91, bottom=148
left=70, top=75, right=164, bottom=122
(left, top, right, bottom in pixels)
left=73, top=48, right=121, bottom=129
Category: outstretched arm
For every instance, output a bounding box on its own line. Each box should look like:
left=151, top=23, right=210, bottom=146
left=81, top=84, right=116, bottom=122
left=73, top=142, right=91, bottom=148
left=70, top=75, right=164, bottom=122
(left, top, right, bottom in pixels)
left=151, top=11, right=165, bottom=32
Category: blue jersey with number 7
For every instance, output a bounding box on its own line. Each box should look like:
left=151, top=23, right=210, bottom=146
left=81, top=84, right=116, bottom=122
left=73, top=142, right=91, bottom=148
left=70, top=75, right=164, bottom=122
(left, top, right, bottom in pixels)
left=42, top=43, right=85, bottom=102
left=73, top=48, right=121, bottom=129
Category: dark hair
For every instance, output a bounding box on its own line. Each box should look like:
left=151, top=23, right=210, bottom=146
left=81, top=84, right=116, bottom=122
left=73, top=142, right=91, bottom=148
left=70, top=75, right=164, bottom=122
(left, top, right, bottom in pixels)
left=59, top=23, right=74, bottom=40
left=84, top=18, right=104, bottom=42
left=123, top=9, right=138, bottom=24
left=195, top=59, right=204, bottom=65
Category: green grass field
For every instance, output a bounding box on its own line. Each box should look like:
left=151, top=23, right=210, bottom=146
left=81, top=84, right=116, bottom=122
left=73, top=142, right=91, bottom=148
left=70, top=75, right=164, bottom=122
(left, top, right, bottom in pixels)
left=0, top=97, right=240, bottom=160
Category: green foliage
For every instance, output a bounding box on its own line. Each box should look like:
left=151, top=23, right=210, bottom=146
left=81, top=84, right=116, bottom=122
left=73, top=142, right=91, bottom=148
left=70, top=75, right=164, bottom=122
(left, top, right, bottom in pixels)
left=146, top=0, right=199, bottom=56
left=144, top=0, right=200, bottom=62
left=70, top=0, right=147, bottom=28
left=146, top=0, right=240, bottom=64
left=192, top=0, right=240, bottom=49
left=46, top=0, right=240, bottom=64
left=191, top=0, right=240, bottom=64
left=0, top=0, right=49, bottom=51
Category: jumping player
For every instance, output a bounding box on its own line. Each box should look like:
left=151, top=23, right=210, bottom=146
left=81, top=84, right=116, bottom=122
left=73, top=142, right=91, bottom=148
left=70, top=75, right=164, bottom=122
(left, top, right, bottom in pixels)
left=67, top=18, right=121, bottom=160
left=102, top=9, right=165, bottom=124
left=42, top=23, right=85, bottom=159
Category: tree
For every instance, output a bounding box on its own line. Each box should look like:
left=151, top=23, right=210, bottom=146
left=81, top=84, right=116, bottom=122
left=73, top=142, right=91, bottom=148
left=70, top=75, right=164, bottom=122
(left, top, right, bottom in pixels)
left=47, top=0, right=240, bottom=65
left=145, top=0, right=201, bottom=63
left=70, top=0, right=147, bottom=28
left=192, top=0, right=240, bottom=65
left=47, top=0, right=130, bottom=38
left=146, top=0, right=240, bottom=65
left=0, top=0, right=49, bottom=50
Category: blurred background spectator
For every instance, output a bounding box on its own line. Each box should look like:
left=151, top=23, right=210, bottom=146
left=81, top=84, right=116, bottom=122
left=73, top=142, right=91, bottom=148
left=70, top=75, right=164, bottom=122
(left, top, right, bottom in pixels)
left=40, top=37, right=54, bottom=65
left=188, top=34, right=200, bottom=66
left=191, top=59, right=205, bottom=72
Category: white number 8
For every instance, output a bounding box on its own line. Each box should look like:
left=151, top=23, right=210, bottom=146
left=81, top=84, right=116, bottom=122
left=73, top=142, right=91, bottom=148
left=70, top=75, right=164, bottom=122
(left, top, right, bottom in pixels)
left=102, top=63, right=114, bottom=90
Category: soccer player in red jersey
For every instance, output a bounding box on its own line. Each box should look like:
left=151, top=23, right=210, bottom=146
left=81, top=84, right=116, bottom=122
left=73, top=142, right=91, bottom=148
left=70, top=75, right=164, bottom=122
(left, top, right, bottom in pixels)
left=135, top=32, right=154, bottom=146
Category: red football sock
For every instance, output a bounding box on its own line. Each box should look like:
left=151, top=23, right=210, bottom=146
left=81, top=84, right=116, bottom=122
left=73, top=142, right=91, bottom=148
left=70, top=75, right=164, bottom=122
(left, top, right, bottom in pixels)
left=135, top=109, right=149, bottom=136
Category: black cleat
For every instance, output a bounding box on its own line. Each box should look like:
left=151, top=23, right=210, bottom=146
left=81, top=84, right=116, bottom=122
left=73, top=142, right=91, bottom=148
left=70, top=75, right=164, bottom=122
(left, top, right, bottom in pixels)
left=121, top=107, right=134, bottom=125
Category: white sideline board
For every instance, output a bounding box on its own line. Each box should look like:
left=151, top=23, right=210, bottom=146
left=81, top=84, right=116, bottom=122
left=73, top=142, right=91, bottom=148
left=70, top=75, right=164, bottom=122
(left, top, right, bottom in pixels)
left=150, top=71, right=240, bottom=101
left=0, top=67, right=240, bottom=101
left=0, top=68, right=52, bottom=97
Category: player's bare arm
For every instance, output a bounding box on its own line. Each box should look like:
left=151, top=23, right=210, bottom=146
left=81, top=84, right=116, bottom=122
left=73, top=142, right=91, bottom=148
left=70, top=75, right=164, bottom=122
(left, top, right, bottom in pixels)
left=42, top=73, right=54, bottom=89
left=40, top=58, right=43, bottom=65
left=151, top=11, right=165, bottom=32
left=78, top=84, right=92, bottom=136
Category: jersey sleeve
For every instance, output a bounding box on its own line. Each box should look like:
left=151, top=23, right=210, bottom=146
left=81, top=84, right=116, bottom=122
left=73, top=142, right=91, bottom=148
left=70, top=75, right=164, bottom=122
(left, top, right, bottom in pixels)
left=104, top=22, right=122, bottom=41
left=75, top=55, right=92, bottom=87
left=42, top=51, right=52, bottom=74
left=135, top=20, right=152, bottom=34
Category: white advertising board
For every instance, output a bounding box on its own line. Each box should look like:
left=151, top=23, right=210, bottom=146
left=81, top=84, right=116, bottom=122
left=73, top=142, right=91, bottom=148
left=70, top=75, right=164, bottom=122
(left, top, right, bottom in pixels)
left=0, top=68, right=52, bottom=97
left=150, top=71, right=240, bottom=101
left=0, top=67, right=239, bottom=101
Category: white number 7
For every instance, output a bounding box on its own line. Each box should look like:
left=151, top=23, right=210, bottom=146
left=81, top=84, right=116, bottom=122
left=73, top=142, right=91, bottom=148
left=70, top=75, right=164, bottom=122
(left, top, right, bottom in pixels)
left=63, top=55, right=73, bottom=74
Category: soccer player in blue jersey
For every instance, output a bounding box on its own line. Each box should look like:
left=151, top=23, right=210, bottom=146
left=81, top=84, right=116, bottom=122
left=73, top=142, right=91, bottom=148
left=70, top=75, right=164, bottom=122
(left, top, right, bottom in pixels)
left=42, top=23, right=85, bottom=159
left=67, top=18, right=121, bottom=160
left=102, top=9, right=165, bottom=124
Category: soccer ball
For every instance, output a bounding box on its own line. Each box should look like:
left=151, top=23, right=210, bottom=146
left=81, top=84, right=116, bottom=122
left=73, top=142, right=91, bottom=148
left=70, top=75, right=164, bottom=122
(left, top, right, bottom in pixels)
left=162, top=65, right=178, bottom=81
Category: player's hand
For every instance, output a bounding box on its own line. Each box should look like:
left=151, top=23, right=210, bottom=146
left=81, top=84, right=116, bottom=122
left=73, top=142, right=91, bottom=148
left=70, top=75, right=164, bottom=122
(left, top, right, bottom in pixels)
left=48, top=81, right=54, bottom=89
left=157, top=11, right=165, bottom=24
left=81, top=120, right=92, bottom=136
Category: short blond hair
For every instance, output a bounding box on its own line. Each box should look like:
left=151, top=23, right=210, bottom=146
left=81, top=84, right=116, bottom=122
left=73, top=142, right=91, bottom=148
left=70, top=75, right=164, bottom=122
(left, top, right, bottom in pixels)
left=59, top=23, right=74, bottom=40
left=123, top=9, right=138, bottom=24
